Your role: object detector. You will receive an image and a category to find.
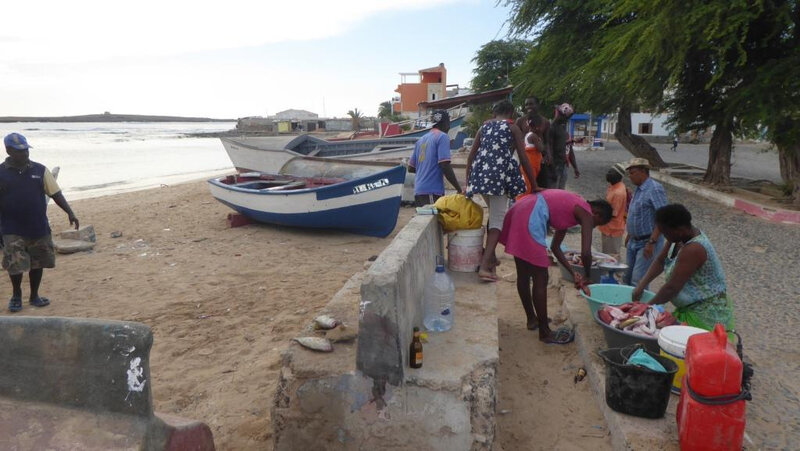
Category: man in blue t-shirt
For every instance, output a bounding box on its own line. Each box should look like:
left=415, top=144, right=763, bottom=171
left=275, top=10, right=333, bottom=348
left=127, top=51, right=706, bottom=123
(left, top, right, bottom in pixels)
left=1, top=133, right=79, bottom=313
left=408, top=110, right=462, bottom=206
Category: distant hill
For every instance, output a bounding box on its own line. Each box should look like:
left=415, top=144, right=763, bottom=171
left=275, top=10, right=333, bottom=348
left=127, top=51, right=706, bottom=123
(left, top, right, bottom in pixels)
left=0, top=113, right=235, bottom=123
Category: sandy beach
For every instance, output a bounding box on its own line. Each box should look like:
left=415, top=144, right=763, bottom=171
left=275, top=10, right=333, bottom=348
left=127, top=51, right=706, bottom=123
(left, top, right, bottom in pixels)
left=0, top=178, right=609, bottom=450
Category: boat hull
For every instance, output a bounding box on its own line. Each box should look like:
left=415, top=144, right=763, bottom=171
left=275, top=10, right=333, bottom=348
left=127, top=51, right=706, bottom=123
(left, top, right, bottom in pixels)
left=208, top=165, right=406, bottom=238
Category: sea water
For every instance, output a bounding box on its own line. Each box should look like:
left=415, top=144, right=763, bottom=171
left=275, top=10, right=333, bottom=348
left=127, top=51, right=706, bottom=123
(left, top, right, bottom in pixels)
left=0, top=122, right=236, bottom=199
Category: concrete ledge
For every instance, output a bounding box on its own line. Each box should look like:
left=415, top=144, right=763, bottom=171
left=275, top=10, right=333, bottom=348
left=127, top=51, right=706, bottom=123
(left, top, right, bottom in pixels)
left=273, top=215, right=498, bottom=450
left=555, top=267, right=679, bottom=450
left=0, top=317, right=215, bottom=450
left=651, top=171, right=800, bottom=224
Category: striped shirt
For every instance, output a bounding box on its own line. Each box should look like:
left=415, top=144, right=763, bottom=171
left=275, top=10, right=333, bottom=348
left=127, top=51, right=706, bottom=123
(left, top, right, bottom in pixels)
left=626, top=177, right=667, bottom=238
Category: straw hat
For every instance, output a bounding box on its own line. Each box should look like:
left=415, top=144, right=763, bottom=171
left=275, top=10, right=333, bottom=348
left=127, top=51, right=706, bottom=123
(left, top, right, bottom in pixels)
left=623, top=157, right=651, bottom=170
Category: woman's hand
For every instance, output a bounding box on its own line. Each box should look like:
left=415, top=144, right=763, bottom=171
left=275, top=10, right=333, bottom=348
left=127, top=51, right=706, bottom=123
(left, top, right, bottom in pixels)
left=632, top=285, right=644, bottom=303
left=574, top=273, right=591, bottom=295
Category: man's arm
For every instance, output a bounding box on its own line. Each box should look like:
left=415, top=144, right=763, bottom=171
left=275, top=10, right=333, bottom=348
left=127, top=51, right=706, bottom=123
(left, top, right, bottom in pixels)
left=51, top=191, right=79, bottom=230
left=567, top=145, right=580, bottom=177
left=439, top=162, right=462, bottom=193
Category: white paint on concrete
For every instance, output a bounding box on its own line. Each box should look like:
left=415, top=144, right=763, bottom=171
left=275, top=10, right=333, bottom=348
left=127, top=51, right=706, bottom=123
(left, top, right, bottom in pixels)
left=126, top=357, right=147, bottom=393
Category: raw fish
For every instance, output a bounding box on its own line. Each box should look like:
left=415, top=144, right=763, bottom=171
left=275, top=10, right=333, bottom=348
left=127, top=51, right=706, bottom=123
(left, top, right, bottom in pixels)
left=314, top=315, right=339, bottom=330
left=293, top=337, right=333, bottom=352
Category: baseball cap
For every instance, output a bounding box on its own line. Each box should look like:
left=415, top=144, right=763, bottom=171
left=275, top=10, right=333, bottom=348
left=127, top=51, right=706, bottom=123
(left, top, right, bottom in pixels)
left=556, top=103, right=574, bottom=117
left=431, top=110, right=450, bottom=125
left=4, top=133, right=32, bottom=150
left=623, top=157, right=651, bottom=170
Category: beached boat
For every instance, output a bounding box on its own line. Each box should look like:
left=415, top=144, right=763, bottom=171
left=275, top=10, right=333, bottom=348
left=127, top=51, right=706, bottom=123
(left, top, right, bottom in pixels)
left=220, top=134, right=418, bottom=174
left=208, top=160, right=406, bottom=238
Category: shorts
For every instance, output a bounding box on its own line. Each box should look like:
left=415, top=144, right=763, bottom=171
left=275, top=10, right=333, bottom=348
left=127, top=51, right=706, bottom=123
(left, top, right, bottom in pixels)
left=481, top=194, right=509, bottom=231
left=414, top=193, right=442, bottom=207
left=2, top=234, right=56, bottom=275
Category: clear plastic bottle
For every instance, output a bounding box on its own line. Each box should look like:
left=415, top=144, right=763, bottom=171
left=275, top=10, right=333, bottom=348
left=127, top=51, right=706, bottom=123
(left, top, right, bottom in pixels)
left=423, top=263, right=455, bottom=332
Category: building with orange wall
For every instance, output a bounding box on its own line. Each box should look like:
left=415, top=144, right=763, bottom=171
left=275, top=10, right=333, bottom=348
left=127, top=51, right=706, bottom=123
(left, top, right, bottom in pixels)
left=392, top=63, right=447, bottom=118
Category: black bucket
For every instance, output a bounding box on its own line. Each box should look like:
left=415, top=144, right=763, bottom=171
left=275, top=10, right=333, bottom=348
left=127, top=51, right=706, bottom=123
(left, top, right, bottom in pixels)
left=598, top=346, right=678, bottom=419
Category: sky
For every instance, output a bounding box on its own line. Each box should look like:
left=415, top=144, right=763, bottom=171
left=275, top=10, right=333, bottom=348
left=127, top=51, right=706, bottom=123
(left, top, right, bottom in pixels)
left=1, top=1, right=513, bottom=119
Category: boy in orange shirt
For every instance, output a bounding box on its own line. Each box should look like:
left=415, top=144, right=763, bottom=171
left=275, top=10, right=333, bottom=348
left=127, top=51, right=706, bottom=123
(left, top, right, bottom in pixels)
left=519, top=115, right=546, bottom=197
left=597, top=168, right=628, bottom=259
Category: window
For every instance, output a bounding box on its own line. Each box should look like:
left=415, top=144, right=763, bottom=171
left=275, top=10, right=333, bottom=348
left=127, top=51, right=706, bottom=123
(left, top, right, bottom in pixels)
left=431, top=93, right=436, bottom=100
left=638, top=123, right=653, bottom=134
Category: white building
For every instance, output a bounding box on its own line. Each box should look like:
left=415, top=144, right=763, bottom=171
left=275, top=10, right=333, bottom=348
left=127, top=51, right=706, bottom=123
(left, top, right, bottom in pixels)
left=272, top=109, right=319, bottom=120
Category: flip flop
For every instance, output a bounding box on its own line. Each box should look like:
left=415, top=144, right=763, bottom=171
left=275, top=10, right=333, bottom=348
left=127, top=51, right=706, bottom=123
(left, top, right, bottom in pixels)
left=478, top=270, right=498, bottom=283
left=29, top=297, right=50, bottom=307
left=8, top=297, right=22, bottom=313
left=544, top=326, right=575, bottom=345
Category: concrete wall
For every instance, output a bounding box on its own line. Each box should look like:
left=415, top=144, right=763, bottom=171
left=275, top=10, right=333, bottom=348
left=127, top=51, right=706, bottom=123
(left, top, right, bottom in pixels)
left=273, top=215, right=499, bottom=450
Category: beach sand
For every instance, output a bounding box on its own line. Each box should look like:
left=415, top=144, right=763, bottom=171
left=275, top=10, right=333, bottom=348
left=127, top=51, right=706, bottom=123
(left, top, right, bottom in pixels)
left=1, top=180, right=609, bottom=450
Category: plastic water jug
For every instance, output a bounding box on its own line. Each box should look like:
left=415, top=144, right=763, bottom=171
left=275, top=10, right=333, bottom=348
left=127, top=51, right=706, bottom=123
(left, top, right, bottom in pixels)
left=677, top=324, right=748, bottom=450
left=423, top=263, right=455, bottom=332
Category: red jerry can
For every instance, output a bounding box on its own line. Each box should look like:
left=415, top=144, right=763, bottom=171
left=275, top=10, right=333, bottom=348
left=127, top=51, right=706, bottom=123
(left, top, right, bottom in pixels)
left=677, top=324, right=747, bottom=450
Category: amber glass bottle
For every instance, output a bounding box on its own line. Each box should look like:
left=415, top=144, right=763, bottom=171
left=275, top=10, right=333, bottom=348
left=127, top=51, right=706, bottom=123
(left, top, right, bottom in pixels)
left=410, top=327, right=423, bottom=368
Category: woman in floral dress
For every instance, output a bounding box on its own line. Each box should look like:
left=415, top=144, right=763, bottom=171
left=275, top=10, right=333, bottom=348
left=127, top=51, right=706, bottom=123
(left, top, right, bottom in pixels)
left=466, top=100, right=537, bottom=281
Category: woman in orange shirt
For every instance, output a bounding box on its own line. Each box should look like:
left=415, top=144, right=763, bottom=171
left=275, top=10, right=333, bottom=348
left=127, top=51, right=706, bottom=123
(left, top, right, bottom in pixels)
left=597, top=168, right=628, bottom=259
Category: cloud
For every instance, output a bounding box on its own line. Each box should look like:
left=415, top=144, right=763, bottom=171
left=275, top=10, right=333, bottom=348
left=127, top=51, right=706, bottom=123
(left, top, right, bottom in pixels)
left=2, top=0, right=458, bottom=64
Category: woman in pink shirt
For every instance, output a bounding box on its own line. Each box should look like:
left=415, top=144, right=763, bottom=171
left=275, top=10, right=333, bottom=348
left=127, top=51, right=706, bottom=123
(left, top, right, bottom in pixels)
left=500, top=189, right=612, bottom=344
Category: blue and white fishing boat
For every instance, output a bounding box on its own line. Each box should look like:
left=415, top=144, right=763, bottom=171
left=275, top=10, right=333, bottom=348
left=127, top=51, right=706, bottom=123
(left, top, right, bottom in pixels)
left=208, top=160, right=406, bottom=238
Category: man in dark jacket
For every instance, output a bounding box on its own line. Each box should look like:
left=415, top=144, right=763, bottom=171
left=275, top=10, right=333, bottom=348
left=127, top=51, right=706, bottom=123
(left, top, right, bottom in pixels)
left=1, top=133, right=78, bottom=312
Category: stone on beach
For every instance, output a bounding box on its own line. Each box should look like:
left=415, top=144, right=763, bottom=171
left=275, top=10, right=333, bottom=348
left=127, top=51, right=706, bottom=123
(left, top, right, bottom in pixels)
left=53, top=238, right=96, bottom=254
left=59, top=225, right=96, bottom=243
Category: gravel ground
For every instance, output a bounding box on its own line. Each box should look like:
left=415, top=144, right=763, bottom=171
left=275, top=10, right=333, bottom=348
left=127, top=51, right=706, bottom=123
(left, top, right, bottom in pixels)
left=565, top=144, right=799, bottom=450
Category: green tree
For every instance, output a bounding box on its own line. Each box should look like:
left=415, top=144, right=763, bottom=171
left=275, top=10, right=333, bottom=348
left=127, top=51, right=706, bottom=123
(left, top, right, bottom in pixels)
left=347, top=108, right=363, bottom=131
left=471, top=39, right=532, bottom=92
left=505, top=0, right=799, bottom=190
left=377, top=101, right=392, bottom=120
left=504, top=1, right=668, bottom=166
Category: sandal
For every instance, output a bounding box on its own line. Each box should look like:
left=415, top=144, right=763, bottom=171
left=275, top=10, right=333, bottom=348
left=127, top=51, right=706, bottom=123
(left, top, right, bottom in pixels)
left=29, top=297, right=50, bottom=308
left=544, top=326, right=575, bottom=345
left=8, top=297, right=22, bottom=313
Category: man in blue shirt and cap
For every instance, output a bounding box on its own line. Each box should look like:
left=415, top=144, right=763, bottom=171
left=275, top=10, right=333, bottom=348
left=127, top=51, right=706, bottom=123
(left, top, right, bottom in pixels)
left=1, top=133, right=79, bottom=312
left=407, top=110, right=463, bottom=206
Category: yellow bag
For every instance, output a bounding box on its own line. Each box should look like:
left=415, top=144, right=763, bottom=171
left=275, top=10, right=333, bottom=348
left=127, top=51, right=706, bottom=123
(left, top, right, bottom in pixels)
left=434, top=194, right=484, bottom=233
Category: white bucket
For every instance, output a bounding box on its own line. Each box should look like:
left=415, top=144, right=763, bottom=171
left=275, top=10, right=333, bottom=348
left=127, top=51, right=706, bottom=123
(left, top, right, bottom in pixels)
left=447, top=227, right=484, bottom=272
left=658, top=325, right=708, bottom=393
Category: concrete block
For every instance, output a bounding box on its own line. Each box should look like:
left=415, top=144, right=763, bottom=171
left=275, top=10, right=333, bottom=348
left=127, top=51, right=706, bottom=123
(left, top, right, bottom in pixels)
left=274, top=216, right=498, bottom=450
left=0, top=317, right=216, bottom=450
left=0, top=316, right=154, bottom=416
left=227, top=213, right=253, bottom=228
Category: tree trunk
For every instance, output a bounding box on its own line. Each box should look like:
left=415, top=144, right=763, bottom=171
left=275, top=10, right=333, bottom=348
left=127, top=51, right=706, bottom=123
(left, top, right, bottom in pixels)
left=778, top=143, right=800, bottom=206
left=703, top=119, right=732, bottom=185
left=613, top=106, right=667, bottom=168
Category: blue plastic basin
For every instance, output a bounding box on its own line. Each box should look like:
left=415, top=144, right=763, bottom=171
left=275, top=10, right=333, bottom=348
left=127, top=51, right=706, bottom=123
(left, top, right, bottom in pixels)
left=581, top=284, right=656, bottom=316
